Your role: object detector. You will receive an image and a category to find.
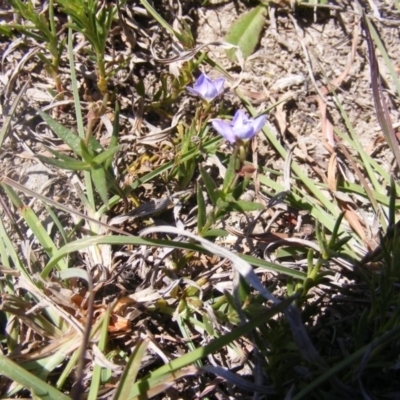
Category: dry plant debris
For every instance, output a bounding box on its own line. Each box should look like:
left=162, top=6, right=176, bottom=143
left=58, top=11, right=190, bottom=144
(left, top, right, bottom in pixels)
left=1, top=0, right=400, bottom=399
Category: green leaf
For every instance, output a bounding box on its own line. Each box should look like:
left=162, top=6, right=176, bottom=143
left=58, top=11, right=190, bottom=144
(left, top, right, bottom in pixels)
left=203, top=229, right=228, bottom=238
left=225, top=6, right=266, bottom=61
left=238, top=275, right=252, bottom=302
left=92, top=144, right=122, bottom=165
left=200, top=166, right=219, bottom=206
left=38, top=110, right=83, bottom=157
left=42, top=145, right=81, bottom=163
left=197, top=184, right=207, bottom=233
left=0, top=24, right=13, bottom=37
left=216, top=198, right=229, bottom=211
left=38, top=110, right=103, bottom=156
left=80, top=140, right=95, bottom=163
left=232, top=178, right=250, bottom=200
left=222, top=152, right=237, bottom=194
left=91, top=165, right=109, bottom=207
left=36, top=155, right=91, bottom=171
left=227, top=200, right=265, bottom=213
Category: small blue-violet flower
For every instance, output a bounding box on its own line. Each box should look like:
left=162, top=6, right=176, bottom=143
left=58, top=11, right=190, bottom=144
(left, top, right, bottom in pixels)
left=211, top=110, right=267, bottom=144
left=186, top=73, right=225, bottom=102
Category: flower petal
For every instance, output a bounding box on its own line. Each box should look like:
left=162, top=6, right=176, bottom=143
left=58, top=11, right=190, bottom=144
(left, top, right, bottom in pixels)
left=231, top=109, right=247, bottom=127
left=213, top=78, right=225, bottom=96
left=201, top=87, right=219, bottom=101
left=212, top=119, right=236, bottom=143
left=186, top=86, right=201, bottom=97
left=187, top=74, right=211, bottom=99
left=187, top=73, right=225, bottom=102
left=233, top=124, right=256, bottom=140
left=250, top=114, right=267, bottom=134
left=195, top=74, right=218, bottom=101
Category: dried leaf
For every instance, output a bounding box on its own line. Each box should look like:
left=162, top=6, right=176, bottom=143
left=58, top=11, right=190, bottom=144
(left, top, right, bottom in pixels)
left=327, top=153, right=337, bottom=192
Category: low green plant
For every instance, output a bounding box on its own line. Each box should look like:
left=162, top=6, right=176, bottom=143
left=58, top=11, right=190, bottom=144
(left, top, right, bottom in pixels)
left=36, top=105, right=123, bottom=209
left=1, top=0, right=400, bottom=399
left=7, top=0, right=65, bottom=92
left=55, top=0, right=116, bottom=95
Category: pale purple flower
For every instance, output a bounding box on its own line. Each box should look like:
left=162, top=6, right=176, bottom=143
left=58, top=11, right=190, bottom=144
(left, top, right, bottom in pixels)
left=186, top=73, right=225, bottom=102
left=211, top=110, right=267, bottom=144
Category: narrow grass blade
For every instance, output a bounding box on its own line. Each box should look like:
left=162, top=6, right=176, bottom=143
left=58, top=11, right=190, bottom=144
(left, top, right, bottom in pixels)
left=340, top=181, right=396, bottom=207
left=0, top=80, right=29, bottom=148
left=197, top=183, right=207, bottom=233
left=135, top=367, right=199, bottom=399
left=337, top=141, right=386, bottom=230
left=140, top=0, right=186, bottom=41
left=388, top=176, right=397, bottom=226
left=88, top=306, right=111, bottom=400
left=0, top=176, right=129, bottom=237
left=240, top=254, right=306, bottom=280
left=55, top=310, right=108, bottom=391
left=0, top=218, right=32, bottom=281
left=68, top=26, right=95, bottom=207
left=41, top=144, right=87, bottom=163
left=332, top=92, right=383, bottom=195
left=21, top=338, right=80, bottom=381
left=334, top=127, right=394, bottom=189
left=43, top=204, right=70, bottom=246
left=365, top=17, right=400, bottom=98
left=1, top=183, right=67, bottom=271
left=228, top=200, right=265, bottom=212
left=113, top=338, right=150, bottom=400
left=0, top=354, right=71, bottom=400
left=257, top=175, right=345, bottom=238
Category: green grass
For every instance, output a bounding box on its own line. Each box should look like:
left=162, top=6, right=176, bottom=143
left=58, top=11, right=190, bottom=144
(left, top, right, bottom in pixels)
left=1, top=0, right=400, bottom=399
